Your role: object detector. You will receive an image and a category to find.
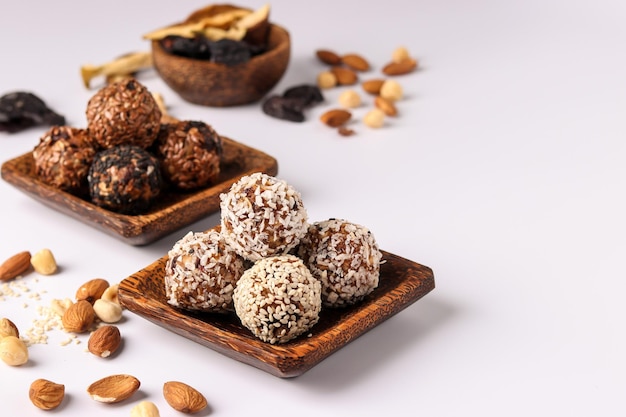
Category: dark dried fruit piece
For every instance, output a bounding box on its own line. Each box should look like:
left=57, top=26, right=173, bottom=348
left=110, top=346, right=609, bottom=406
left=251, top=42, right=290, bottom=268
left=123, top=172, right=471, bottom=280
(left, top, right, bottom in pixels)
left=160, top=36, right=212, bottom=60
left=0, top=92, right=65, bottom=133
left=209, top=38, right=251, bottom=66
left=262, top=95, right=306, bottom=122
left=283, top=85, right=324, bottom=108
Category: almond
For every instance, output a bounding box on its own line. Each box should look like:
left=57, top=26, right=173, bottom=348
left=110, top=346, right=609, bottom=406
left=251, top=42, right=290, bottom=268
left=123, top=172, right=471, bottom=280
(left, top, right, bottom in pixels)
left=87, top=374, right=140, bottom=403
left=320, top=109, right=352, bottom=127
left=382, top=58, right=418, bottom=75
left=29, top=379, right=65, bottom=410
left=315, top=49, right=341, bottom=65
left=330, top=66, right=358, bottom=85
left=361, top=79, right=385, bottom=95
left=0, top=317, right=19, bottom=339
left=76, top=278, right=110, bottom=304
left=0, top=251, right=31, bottom=282
left=163, top=381, right=208, bottom=414
left=62, top=300, right=96, bottom=333
left=341, top=53, right=370, bottom=71
left=374, top=96, right=398, bottom=117
left=88, top=325, right=121, bottom=358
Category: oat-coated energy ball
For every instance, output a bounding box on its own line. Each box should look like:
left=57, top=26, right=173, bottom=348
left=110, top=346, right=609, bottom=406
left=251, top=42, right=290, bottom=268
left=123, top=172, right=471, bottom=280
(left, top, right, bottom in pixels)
left=219, top=172, right=308, bottom=262
left=164, top=228, right=246, bottom=313
left=233, top=254, right=322, bottom=344
left=298, top=218, right=383, bottom=307
left=85, top=78, right=161, bottom=150
left=155, top=120, right=223, bottom=190
left=32, top=125, right=96, bottom=194
left=88, top=144, right=162, bottom=214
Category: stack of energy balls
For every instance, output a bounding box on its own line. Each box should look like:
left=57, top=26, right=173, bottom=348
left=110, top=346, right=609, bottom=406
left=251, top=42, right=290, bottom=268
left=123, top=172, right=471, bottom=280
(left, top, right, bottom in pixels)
left=32, top=78, right=223, bottom=214
left=164, top=172, right=384, bottom=344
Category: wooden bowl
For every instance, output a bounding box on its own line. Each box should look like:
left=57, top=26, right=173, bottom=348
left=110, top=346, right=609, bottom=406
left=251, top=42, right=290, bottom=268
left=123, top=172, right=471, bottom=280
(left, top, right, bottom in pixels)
left=151, top=23, right=291, bottom=107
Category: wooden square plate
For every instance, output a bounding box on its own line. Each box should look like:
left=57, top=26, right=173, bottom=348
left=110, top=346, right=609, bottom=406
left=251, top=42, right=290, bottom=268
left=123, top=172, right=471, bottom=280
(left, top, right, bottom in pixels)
left=118, top=243, right=435, bottom=378
left=0, top=137, right=278, bottom=245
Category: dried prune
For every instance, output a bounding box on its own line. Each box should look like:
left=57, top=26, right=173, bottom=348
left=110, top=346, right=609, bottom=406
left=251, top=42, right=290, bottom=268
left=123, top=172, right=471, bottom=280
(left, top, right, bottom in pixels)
left=209, top=38, right=251, bottom=66
left=262, top=95, right=306, bottom=122
left=0, top=92, right=65, bottom=133
left=283, top=85, right=324, bottom=108
left=160, top=36, right=212, bottom=60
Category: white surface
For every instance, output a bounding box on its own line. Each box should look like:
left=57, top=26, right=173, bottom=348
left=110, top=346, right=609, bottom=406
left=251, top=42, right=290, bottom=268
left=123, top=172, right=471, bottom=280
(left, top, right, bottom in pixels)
left=1, top=0, right=625, bottom=415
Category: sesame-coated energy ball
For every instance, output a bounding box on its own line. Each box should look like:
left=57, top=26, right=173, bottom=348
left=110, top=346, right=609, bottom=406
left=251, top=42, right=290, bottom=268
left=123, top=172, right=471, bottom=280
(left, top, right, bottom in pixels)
left=32, top=125, right=96, bottom=194
left=164, top=228, right=246, bottom=313
left=298, top=218, right=383, bottom=307
left=86, top=78, right=161, bottom=150
left=219, top=172, right=308, bottom=262
left=88, top=145, right=162, bottom=214
left=155, top=120, right=223, bottom=190
left=233, top=255, right=322, bottom=344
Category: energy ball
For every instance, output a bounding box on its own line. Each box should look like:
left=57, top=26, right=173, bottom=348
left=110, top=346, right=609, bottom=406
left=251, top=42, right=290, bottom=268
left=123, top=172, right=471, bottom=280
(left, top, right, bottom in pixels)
left=233, top=255, right=322, bottom=344
left=86, top=78, right=161, bottom=150
left=220, top=172, right=308, bottom=262
left=298, top=218, right=383, bottom=307
left=155, top=120, right=223, bottom=190
left=32, top=125, right=96, bottom=194
left=88, top=144, right=162, bottom=214
left=164, top=228, right=245, bottom=313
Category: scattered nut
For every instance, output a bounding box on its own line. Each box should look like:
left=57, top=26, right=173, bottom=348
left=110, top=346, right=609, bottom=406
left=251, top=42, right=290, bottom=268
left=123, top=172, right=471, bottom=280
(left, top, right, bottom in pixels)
left=391, top=46, right=411, bottom=63
left=29, top=379, right=65, bottom=410
left=93, top=298, right=123, bottom=323
left=0, top=335, right=29, bottom=366
left=131, top=400, right=161, bottom=417
left=380, top=79, right=404, bottom=101
left=315, top=49, right=342, bottom=65
left=338, top=126, right=356, bottom=137
left=62, top=300, right=96, bottom=333
left=341, top=53, right=370, bottom=71
left=101, top=283, right=120, bottom=306
left=87, top=374, right=141, bottom=403
left=163, top=381, right=208, bottom=414
left=361, top=79, right=385, bottom=95
left=320, top=109, right=352, bottom=127
left=88, top=325, right=121, bottom=358
left=382, top=57, right=418, bottom=76
left=316, top=71, right=337, bottom=89
left=330, top=66, right=358, bottom=85
left=30, top=248, right=58, bottom=275
left=338, top=89, right=362, bottom=108
left=50, top=298, right=74, bottom=317
left=363, top=108, right=386, bottom=128
left=374, top=96, right=398, bottom=116
left=0, top=318, right=19, bottom=339
left=76, top=278, right=110, bottom=304
left=0, top=251, right=31, bottom=282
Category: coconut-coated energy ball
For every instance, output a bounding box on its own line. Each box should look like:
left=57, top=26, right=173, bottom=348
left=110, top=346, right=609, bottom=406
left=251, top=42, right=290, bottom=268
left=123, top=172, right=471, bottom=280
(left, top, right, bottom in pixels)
left=155, top=120, right=223, bottom=190
left=164, top=228, right=246, bottom=313
left=32, top=125, right=96, bottom=194
left=233, top=254, right=322, bottom=344
left=85, top=78, right=161, bottom=150
left=219, top=172, right=308, bottom=262
left=88, top=144, right=162, bottom=214
left=298, top=218, right=383, bottom=307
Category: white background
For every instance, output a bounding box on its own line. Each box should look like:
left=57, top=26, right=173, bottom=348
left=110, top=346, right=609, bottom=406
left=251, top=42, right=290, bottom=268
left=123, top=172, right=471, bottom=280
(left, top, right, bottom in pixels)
left=1, top=0, right=625, bottom=415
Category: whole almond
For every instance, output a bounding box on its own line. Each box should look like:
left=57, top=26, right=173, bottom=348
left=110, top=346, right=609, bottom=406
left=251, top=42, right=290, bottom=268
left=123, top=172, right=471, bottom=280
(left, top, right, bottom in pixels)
left=163, top=381, right=208, bottom=414
left=315, top=49, right=341, bottom=65
left=361, top=79, right=385, bottom=95
left=87, top=374, right=140, bottom=403
left=382, top=58, right=418, bottom=75
left=62, top=300, right=96, bottom=333
left=29, top=379, right=65, bottom=410
left=76, top=278, right=110, bottom=304
left=341, top=53, right=370, bottom=71
left=374, top=96, right=398, bottom=117
left=320, top=109, right=352, bottom=127
left=88, top=325, right=121, bottom=358
left=0, top=317, right=19, bottom=339
left=330, top=66, right=358, bottom=85
left=0, top=251, right=31, bottom=282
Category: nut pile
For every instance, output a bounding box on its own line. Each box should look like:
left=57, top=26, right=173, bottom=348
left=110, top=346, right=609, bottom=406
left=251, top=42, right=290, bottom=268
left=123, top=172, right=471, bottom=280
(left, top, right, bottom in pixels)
left=32, top=78, right=225, bottom=214
left=164, top=172, right=383, bottom=344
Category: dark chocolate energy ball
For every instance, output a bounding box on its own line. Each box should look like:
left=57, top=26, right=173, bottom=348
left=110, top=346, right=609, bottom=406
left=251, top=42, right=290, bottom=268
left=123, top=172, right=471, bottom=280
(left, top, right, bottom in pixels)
left=88, top=145, right=162, bottom=214
left=86, top=78, right=161, bottom=150
left=155, top=120, right=223, bottom=190
left=32, top=125, right=96, bottom=194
